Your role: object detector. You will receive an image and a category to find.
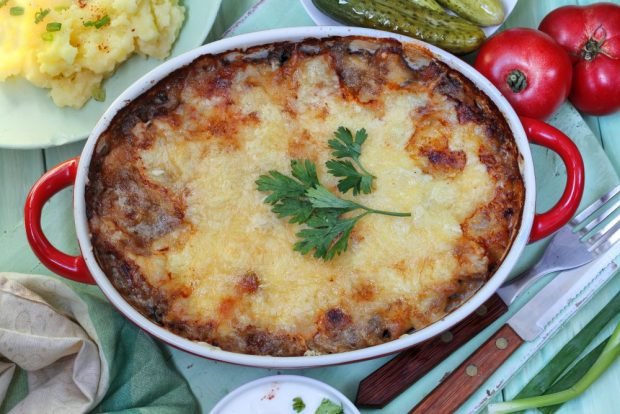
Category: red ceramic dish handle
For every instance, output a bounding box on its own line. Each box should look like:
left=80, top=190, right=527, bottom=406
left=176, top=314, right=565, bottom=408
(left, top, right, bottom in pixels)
left=24, top=157, right=94, bottom=284
left=521, top=117, right=585, bottom=242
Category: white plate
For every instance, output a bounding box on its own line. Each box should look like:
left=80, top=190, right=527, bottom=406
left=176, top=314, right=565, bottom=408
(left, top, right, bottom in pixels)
left=0, top=0, right=222, bottom=149
left=299, top=0, right=518, bottom=37
left=210, top=375, right=360, bottom=414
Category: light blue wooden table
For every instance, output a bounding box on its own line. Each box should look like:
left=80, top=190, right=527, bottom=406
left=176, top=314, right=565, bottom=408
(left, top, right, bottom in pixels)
left=1, top=0, right=619, bottom=412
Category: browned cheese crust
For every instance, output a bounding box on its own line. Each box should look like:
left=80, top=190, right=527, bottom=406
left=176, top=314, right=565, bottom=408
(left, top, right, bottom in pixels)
left=86, top=36, right=524, bottom=356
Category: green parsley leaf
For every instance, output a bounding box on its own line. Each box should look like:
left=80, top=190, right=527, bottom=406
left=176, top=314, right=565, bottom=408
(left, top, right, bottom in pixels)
left=272, top=197, right=314, bottom=224
left=9, top=6, right=24, bottom=16
left=291, top=159, right=320, bottom=188
left=326, top=159, right=373, bottom=195
left=295, top=213, right=362, bottom=260
left=327, top=127, right=375, bottom=195
left=256, top=170, right=307, bottom=205
left=292, top=396, right=306, bottom=413
left=34, top=8, right=50, bottom=24
left=83, top=14, right=110, bottom=29
left=329, top=127, right=366, bottom=159
left=46, top=22, right=61, bottom=32
left=305, top=185, right=360, bottom=211
left=315, top=398, right=344, bottom=414
left=256, top=161, right=318, bottom=224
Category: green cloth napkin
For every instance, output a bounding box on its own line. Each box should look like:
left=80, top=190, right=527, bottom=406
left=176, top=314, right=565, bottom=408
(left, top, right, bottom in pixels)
left=0, top=273, right=198, bottom=414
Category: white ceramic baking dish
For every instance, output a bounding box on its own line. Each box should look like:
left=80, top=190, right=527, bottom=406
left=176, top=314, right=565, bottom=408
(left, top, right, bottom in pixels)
left=25, top=26, right=584, bottom=368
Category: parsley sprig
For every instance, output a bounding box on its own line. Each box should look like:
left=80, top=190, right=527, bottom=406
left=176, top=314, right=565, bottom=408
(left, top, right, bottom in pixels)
left=326, top=127, right=375, bottom=195
left=256, top=158, right=409, bottom=260
left=292, top=396, right=306, bottom=412
left=315, top=398, right=344, bottom=414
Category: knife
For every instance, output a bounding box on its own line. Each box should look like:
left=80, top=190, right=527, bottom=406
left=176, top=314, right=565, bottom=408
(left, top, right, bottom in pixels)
left=356, top=293, right=508, bottom=407
left=408, top=249, right=620, bottom=413
left=356, top=271, right=544, bottom=407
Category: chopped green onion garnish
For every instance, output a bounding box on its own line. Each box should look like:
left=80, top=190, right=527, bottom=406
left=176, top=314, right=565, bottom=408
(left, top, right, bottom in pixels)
left=34, top=8, right=50, bottom=24
left=0, top=0, right=9, bottom=8
left=46, top=22, right=61, bottom=32
left=41, top=32, right=54, bottom=41
left=92, top=86, right=106, bottom=102
left=54, top=5, right=69, bottom=12
left=9, top=6, right=24, bottom=15
left=83, top=14, right=110, bottom=29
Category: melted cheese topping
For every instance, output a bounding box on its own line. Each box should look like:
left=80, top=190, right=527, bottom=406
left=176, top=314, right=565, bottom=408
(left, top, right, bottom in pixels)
left=89, top=38, right=524, bottom=355
left=136, top=54, right=492, bottom=333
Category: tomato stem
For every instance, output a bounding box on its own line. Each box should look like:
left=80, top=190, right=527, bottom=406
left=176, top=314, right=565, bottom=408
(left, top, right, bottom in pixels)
left=582, top=25, right=607, bottom=61
left=582, top=39, right=603, bottom=61
left=506, top=69, right=527, bottom=93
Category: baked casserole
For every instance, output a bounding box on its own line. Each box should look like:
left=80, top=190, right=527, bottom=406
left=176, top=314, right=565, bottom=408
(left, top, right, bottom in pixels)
left=86, top=36, right=524, bottom=356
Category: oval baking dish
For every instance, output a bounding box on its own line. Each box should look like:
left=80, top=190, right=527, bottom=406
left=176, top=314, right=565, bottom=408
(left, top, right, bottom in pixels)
left=25, top=27, right=584, bottom=368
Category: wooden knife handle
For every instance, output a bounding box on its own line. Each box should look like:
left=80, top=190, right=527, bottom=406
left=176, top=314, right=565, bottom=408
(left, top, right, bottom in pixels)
left=410, top=324, right=523, bottom=414
left=356, top=293, right=508, bottom=407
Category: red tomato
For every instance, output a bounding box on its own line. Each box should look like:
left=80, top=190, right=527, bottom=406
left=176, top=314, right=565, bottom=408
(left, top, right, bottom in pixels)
left=474, top=28, right=573, bottom=120
left=539, top=3, right=620, bottom=116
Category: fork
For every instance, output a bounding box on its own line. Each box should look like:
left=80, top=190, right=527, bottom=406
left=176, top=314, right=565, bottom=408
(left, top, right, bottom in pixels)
left=497, top=185, right=620, bottom=305
left=356, top=184, right=620, bottom=408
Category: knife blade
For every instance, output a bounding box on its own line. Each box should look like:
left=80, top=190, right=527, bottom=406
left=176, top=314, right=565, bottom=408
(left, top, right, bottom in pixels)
left=409, top=244, right=620, bottom=414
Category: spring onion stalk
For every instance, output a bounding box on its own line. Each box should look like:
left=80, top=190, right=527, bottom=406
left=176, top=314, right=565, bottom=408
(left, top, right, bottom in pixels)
left=92, top=86, right=106, bottom=102
left=539, top=337, right=609, bottom=414
left=488, top=319, right=620, bottom=414
left=46, top=22, right=61, bottom=32
left=512, top=289, right=620, bottom=402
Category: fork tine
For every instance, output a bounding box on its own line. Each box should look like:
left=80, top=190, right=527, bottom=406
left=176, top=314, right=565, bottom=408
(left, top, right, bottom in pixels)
left=570, top=184, right=620, bottom=227
left=589, top=219, right=620, bottom=252
left=580, top=196, right=620, bottom=234
left=586, top=212, right=620, bottom=248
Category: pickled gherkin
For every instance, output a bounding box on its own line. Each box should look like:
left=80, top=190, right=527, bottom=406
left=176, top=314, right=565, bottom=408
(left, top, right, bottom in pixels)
left=312, top=0, right=486, bottom=54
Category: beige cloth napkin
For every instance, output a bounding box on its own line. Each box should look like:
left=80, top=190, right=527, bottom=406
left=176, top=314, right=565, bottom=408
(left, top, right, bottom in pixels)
left=0, top=273, right=109, bottom=413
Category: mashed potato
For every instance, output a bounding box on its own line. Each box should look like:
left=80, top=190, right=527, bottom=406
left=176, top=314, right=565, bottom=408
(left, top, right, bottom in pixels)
left=0, top=0, right=185, bottom=107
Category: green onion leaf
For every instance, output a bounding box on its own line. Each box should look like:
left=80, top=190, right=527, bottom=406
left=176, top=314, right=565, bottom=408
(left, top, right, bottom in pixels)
left=54, top=5, right=69, bottom=12
left=511, top=288, right=620, bottom=404
left=488, top=319, right=620, bottom=413
left=84, top=14, right=110, bottom=29
left=539, top=337, right=610, bottom=414
left=41, top=32, right=54, bottom=42
left=0, top=0, right=9, bottom=8
left=92, top=86, right=106, bottom=102
left=46, top=22, right=61, bottom=32
left=34, top=8, right=50, bottom=24
left=9, top=6, right=24, bottom=15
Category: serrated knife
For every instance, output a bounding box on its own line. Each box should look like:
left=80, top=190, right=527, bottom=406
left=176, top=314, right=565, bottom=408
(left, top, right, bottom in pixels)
left=408, top=248, right=620, bottom=413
